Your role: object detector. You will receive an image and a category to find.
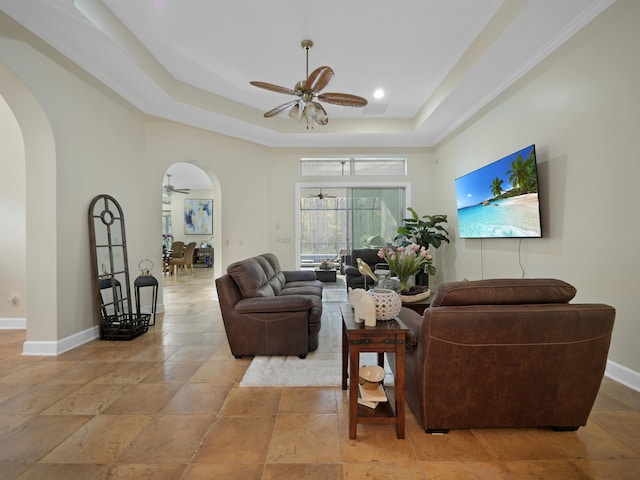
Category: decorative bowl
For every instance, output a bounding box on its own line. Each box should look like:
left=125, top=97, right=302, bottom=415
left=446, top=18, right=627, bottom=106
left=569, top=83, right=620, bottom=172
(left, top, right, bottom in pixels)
left=400, top=288, right=431, bottom=303
left=358, top=365, right=385, bottom=390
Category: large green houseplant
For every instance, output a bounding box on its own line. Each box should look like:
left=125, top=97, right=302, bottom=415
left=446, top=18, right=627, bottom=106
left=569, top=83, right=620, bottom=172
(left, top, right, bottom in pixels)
left=394, top=208, right=450, bottom=284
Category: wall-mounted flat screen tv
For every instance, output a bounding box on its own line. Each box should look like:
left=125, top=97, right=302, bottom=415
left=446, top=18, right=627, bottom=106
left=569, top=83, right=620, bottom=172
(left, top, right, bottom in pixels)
left=455, top=144, right=542, bottom=238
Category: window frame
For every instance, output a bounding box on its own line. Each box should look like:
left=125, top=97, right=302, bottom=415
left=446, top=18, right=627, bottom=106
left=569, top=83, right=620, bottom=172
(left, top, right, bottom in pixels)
left=299, top=157, right=407, bottom=177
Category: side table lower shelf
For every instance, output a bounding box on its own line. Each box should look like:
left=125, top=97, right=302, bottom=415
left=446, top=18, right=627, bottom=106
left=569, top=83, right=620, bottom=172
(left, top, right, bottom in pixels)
left=356, top=385, right=397, bottom=418
left=340, top=304, right=408, bottom=439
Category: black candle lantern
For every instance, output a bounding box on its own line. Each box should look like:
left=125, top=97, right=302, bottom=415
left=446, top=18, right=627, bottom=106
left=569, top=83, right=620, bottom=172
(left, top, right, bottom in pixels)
left=134, top=259, right=158, bottom=326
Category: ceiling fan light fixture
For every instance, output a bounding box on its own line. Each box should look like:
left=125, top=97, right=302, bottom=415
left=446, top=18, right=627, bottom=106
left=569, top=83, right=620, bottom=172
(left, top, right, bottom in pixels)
left=250, top=39, right=367, bottom=128
left=289, top=102, right=303, bottom=121
left=304, top=102, right=328, bottom=127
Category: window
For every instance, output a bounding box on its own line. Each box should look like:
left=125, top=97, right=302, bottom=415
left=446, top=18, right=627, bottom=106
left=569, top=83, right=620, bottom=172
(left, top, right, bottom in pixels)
left=298, top=186, right=407, bottom=266
left=300, top=157, right=406, bottom=177
left=162, top=210, right=172, bottom=236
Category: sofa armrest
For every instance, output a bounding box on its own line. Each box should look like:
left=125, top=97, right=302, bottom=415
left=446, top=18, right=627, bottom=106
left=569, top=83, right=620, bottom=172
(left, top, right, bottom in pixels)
left=344, top=265, right=361, bottom=277
left=283, top=270, right=317, bottom=282
left=235, top=295, right=313, bottom=314
left=398, top=307, right=423, bottom=349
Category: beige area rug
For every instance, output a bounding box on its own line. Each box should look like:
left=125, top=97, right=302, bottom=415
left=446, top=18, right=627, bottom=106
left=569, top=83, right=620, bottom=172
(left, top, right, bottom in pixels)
left=239, top=278, right=393, bottom=387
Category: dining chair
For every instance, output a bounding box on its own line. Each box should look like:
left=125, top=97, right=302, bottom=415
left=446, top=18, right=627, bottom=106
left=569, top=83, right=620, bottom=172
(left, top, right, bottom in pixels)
left=169, top=242, right=196, bottom=274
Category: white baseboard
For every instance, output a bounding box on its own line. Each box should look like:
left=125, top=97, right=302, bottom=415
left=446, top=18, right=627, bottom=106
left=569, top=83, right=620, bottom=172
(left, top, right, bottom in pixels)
left=605, top=359, right=640, bottom=393
left=22, top=325, right=99, bottom=356
left=0, top=317, right=26, bottom=329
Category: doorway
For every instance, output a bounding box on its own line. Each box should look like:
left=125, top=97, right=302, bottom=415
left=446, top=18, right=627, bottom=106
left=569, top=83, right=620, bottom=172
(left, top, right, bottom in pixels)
left=297, top=183, right=410, bottom=266
left=161, top=162, right=221, bottom=277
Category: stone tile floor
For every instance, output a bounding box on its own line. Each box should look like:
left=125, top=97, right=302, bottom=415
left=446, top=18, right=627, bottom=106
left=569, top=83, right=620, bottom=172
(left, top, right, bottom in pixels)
left=0, top=268, right=639, bottom=479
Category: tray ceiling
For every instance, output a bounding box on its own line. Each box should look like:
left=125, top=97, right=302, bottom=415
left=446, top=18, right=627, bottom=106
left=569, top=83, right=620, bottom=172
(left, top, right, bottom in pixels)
left=0, top=0, right=614, bottom=148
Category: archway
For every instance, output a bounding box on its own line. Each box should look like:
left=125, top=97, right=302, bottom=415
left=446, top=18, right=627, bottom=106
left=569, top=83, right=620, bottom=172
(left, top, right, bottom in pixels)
left=0, top=93, right=26, bottom=328
left=161, top=162, right=222, bottom=280
left=0, top=61, right=58, bottom=353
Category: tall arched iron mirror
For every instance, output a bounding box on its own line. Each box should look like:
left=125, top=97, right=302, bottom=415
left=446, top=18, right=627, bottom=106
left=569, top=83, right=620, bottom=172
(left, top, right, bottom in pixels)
left=89, top=194, right=148, bottom=340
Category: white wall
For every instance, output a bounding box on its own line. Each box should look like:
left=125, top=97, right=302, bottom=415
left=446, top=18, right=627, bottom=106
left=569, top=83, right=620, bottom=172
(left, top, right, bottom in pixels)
left=145, top=120, right=271, bottom=275
left=0, top=93, right=26, bottom=322
left=432, top=0, right=640, bottom=377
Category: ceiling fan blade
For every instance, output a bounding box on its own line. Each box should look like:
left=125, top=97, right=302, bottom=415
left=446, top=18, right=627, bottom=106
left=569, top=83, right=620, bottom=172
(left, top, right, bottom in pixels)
left=305, top=66, right=334, bottom=93
left=250, top=81, right=297, bottom=96
left=265, top=100, right=299, bottom=118
left=174, top=189, right=190, bottom=194
left=317, top=92, right=368, bottom=107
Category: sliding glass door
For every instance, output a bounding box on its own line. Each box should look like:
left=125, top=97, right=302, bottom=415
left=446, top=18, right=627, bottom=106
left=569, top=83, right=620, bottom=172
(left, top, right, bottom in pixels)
left=298, top=186, right=406, bottom=266
left=350, top=188, right=405, bottom=249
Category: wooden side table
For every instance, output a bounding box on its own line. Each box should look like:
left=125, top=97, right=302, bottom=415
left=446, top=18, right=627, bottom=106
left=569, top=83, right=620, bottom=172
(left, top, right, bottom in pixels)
left=401, top=296, right=431, bottom=315
left=340, top=304, right=408, bottom=439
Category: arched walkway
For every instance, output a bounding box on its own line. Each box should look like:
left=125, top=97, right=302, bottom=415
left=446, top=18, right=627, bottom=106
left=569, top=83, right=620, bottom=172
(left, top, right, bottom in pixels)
left=0, top=61, right=59, bottom=353
left=162, top=162, right=222, bottom=280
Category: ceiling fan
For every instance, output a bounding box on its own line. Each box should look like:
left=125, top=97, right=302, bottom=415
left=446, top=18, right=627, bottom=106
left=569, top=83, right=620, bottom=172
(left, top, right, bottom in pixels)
left=250, top=40, right=368, bottom=128
left=162, top=174, right=190, bottom=204
left=307, top=189, right=336, bottom=200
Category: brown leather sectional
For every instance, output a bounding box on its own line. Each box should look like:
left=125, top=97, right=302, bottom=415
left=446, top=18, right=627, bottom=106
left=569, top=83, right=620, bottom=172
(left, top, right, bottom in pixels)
left=398, top=278, right=615, bottom=433
left=215, top=253, right=323, bottom=359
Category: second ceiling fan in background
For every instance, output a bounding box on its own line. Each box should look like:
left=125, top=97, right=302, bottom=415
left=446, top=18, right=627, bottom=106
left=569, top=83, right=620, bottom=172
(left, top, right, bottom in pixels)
left=307, top=189, right=336, bottom=200
left=162, top=174, right=190, bottom=204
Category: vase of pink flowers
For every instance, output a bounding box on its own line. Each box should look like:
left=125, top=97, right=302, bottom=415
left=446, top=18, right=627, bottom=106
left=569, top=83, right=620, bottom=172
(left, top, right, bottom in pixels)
left=377, top=243, right=434, bottom=293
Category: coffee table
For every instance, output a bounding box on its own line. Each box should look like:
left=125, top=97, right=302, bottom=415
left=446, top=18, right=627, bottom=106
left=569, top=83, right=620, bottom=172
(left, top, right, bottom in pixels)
left=340, top=304, right=408, bottom=439
left=314, top=268, right=337, bottom=282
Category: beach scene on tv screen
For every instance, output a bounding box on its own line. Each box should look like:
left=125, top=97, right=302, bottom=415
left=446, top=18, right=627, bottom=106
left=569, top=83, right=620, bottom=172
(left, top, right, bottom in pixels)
left=456, top=145, right=542, bottom=238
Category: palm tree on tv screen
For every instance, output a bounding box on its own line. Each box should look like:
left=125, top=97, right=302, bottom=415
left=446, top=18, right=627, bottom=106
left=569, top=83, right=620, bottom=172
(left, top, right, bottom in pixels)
left=490, top=177, right=504, bottom=198
left=507, top=150, right=537, bottom=194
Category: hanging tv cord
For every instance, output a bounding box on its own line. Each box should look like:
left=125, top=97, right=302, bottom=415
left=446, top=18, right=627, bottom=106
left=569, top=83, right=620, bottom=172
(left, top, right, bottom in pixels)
left=518, top=238, right=525, bottom=278
left=480, top=238, right=485, bottom=280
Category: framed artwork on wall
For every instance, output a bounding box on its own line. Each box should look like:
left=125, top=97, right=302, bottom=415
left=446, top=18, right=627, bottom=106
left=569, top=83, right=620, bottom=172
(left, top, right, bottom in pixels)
left=184, top=199, right=213, bottom=235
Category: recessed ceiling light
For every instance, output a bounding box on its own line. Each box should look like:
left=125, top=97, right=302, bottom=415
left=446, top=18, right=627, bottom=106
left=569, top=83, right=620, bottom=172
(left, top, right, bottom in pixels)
left=373, top=88, right=385, bottom=99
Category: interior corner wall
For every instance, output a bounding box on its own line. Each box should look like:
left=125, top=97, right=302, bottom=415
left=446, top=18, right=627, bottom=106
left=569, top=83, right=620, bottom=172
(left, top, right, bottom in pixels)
left=431, top=0, right=640, bottom=376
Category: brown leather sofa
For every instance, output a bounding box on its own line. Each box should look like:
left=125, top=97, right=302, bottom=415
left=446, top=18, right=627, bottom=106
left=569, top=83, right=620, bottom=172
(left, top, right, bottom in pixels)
left=398, top=278, right=615, bottom=433
left=215, top=253, right=323, bottom=359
